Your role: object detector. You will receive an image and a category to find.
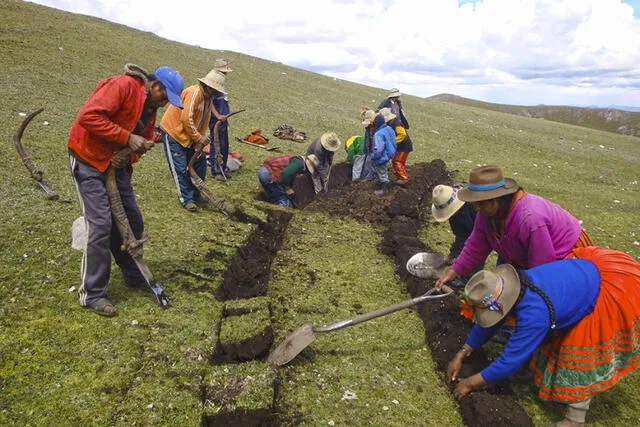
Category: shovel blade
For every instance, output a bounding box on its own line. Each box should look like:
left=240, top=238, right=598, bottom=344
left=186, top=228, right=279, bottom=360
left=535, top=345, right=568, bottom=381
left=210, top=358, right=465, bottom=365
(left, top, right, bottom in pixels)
left=406, top=251, right=446, bottom=279
left=267, top=323, right=316, bottom=366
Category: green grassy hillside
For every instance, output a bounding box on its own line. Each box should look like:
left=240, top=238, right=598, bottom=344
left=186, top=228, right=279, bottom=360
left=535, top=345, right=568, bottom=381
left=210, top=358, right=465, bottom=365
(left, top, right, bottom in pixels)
left=429, top=93, right=640, bottom=137
left=1, top=0, right=639, bottom=425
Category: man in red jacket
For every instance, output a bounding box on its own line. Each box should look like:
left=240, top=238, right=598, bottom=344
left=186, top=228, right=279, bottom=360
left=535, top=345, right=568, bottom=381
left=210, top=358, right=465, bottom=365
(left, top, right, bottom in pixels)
left=68, top=64, right=184, bottom=317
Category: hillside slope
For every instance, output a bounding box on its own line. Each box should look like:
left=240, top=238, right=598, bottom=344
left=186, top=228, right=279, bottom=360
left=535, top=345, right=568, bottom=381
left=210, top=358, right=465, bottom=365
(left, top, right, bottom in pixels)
left=429, top=93, right=640, bottom=137
left=1, top=1, right=639, bottom=425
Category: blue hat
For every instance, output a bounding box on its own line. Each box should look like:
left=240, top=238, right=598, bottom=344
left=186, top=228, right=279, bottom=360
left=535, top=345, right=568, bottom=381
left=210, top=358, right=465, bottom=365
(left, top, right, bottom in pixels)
left=154, top=66, right=184, bottom=109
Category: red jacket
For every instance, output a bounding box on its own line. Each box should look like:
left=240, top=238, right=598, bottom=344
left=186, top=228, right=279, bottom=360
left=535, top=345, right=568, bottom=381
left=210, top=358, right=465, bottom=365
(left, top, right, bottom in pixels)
left=264, top=155, right=302, bottom=183
left=68, top=74, right=154, bottom=171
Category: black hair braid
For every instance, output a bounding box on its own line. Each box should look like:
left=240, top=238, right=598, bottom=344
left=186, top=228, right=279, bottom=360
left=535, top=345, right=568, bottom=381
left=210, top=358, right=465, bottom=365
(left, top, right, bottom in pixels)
left=517, top=270, right=557, bottom=329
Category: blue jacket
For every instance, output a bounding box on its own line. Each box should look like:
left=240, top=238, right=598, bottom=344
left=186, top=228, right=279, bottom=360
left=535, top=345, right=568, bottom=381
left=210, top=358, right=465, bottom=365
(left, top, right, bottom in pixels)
left=466, top=258, right=600, bottom=384
left=371, top=115, right=396, bottom=165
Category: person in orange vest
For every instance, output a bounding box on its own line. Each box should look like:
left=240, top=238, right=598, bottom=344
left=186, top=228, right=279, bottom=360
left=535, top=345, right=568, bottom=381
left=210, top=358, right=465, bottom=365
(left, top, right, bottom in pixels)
left=160, top=68, right=225, bottom=212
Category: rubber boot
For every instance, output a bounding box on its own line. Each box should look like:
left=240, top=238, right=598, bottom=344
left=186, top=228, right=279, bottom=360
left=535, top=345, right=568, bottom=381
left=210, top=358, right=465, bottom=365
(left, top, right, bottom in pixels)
left=374, top=182, right=389, bottom=196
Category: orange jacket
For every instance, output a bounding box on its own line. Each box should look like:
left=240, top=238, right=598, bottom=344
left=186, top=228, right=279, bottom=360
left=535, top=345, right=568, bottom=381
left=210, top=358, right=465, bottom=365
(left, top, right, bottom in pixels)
left=160, top=84, right=212, bottom=147
left=68, top=74, right=153, bottom=171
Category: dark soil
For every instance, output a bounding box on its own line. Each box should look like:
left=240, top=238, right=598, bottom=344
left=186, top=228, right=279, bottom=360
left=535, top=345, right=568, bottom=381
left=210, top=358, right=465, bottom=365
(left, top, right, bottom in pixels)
left=201, top=408, right=276, bottom=427
left=202, top=160, right=533, bottom=426
left=310, top=160, right=534, bottom=426
left=212, top=324, right=274, bottom=364
left=216, top=210, right=293, bottom=300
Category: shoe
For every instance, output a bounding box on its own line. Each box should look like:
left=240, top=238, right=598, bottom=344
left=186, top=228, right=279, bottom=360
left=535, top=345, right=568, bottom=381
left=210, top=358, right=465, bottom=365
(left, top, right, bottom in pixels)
left=395, top=179, right=409, bottom=185
left=374, top=182, right=389, bottom=196
left=183, top=202, right=198, bottom=212
left=86, top=298, right=117, bottom=317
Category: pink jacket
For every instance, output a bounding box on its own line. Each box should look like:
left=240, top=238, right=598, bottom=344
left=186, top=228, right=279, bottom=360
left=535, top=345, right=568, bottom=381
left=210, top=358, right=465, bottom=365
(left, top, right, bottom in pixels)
left=452, top=193, right=582, bottom=275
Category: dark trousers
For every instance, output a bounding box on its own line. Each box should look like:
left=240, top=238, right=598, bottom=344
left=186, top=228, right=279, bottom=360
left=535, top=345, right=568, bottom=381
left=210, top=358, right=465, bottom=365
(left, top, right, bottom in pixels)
left=69, top=156, right=145, bottom=306
left=209, top=120, right=229, bottom=176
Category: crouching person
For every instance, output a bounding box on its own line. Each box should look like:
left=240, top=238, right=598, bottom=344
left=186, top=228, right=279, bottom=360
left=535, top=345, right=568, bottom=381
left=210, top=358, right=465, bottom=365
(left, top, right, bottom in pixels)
left=258, top=154, right=319, bottom=207
left=447, top=246, right=640, bottom=427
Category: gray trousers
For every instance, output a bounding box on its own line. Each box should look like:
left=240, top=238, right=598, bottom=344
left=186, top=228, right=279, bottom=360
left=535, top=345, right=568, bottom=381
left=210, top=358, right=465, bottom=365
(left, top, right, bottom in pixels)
left=373, top=162, right=390, bottom=184
left=351, top=154, right=365, bottom=180
left=69, top=156, right=145, bottom=306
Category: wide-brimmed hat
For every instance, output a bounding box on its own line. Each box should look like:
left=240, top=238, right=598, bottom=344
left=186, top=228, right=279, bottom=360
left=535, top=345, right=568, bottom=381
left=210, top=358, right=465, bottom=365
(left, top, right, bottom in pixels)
left=214, top=59, right=233, bottom=74
left=387, top=88, right=401, bottom=98
left=457, top=165, right=519, bottom=202
left=198, top=69, right=226, bottom=94
left=431, top=185, right=465, bottom=222
left=320, top=132, right=341, bottom=152
left=304, top=154, right=319, bottom=174
left=378, top=107, right=397, bottom=123
left=361, top=109, right=376, bottom=126
left=465, top=264, right=520, bottom=327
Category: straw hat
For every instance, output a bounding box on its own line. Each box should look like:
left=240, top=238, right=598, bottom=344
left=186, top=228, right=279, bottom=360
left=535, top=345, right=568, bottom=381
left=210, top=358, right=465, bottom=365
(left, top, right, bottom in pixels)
left=388, top=88, right=401, bottom=98
left=431, top=185, right=465, bottom=222
left=361, top=109, right=376, bottom=126
left=214, top=59, right=233, bottom=74
left=319, top=132, right=341, bottom=152
left=457, top=165, right=519, bottom=203
left=379, top=107, right=397, bottom=123
left=304, top=154, right=319, bottom=174
left=198, top=69, right=226, bottom=94
left=465, top=264, right=520, bottom=327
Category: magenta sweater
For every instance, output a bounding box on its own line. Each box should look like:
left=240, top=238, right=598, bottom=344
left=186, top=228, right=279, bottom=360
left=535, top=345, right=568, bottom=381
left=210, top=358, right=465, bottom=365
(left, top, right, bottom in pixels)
left=452, top=193, right=581, bottom=275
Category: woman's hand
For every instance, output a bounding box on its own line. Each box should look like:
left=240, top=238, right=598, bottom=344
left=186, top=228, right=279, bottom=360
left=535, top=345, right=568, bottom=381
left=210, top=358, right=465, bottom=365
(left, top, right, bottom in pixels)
left=435, top=267, right=459, bottom=290
left=447, top=355, right=464, bottom=383
left=454, top=378, right=474, bottom=400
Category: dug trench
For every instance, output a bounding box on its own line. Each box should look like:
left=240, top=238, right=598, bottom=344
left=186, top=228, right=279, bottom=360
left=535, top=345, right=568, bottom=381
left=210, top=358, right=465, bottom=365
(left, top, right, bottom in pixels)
left=201, top=160, right=533, bottom=426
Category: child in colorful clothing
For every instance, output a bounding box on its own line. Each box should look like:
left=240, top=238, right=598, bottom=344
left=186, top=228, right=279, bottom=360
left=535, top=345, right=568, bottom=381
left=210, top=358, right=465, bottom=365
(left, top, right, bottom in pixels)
left=448, top=246, right=640, bottom=427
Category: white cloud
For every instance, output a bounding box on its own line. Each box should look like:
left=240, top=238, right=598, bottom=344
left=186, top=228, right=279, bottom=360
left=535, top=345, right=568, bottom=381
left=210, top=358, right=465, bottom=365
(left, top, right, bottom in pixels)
left=28, top=0, right=640, bottom=106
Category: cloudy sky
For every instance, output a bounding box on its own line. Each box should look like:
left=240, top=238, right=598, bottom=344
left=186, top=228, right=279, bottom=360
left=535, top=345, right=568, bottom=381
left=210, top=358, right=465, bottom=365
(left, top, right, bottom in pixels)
left=28, top=0, right=640, bottom=107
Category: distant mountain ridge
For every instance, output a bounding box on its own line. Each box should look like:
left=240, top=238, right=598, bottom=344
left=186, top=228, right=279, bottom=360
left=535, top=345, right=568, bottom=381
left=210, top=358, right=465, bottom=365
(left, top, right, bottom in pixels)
left=428, top=94, right=640, bottom=137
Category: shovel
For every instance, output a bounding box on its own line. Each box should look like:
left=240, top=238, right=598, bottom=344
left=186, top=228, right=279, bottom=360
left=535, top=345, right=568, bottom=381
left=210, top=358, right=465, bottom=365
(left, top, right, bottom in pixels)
left=235, top=137, right=281, bottom=151
left=267, top=285, right=454, bottom=366
left=406, top=251, right=447, bottom=279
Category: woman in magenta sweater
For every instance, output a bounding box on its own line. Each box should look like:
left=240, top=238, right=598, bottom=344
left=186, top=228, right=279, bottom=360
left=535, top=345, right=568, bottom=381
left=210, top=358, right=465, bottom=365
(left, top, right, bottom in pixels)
left=436, top=165, right=593, bottom=289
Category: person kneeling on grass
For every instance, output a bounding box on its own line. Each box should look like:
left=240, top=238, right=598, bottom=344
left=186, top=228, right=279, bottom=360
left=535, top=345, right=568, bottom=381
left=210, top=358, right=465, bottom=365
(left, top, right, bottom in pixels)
left=447, top=246, right=640, bottom=427
left=258, top=154, right=319, bottom=207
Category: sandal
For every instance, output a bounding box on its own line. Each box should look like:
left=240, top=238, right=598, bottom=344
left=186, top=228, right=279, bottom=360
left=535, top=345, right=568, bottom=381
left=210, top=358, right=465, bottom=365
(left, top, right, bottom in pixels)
left=87, top=298, right=117, bottom=317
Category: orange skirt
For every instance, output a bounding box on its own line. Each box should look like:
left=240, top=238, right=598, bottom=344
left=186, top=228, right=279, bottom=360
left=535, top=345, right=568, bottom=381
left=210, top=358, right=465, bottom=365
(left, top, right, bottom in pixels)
left=530, top=246, right=640, bottom=402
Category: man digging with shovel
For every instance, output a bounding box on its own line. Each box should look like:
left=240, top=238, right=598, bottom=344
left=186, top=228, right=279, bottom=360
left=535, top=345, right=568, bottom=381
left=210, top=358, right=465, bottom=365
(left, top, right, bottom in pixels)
left=68, top=64, right=184, bottom=317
